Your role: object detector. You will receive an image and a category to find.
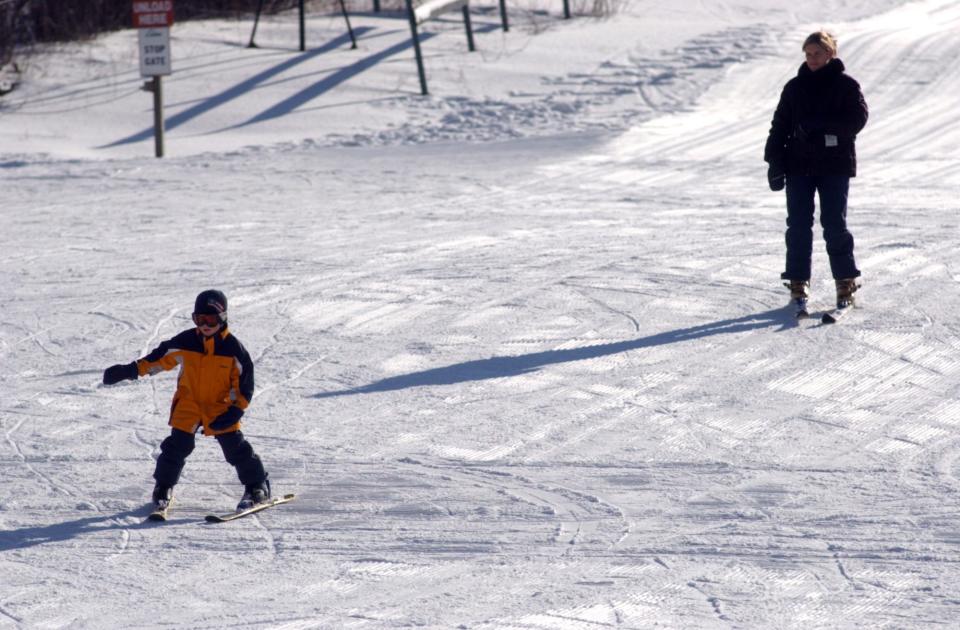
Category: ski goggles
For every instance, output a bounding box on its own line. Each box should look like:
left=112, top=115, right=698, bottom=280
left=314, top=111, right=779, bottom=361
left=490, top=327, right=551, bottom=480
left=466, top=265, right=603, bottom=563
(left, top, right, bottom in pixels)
left=192, top=313, right=223, bottom=327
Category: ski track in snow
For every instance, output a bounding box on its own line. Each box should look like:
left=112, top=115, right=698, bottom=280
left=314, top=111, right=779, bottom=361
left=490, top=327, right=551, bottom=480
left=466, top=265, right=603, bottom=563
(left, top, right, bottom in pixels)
left=4, top=0, right=960, bottom=627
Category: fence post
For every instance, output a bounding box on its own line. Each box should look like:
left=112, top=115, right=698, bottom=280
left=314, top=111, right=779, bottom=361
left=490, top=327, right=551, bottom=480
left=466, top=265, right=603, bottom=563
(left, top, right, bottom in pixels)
left=462, top=5, right=475, bottom=52
left=498, top=0, right=509, bottom=31
left=405, top=0, right=428, bottom=95
left=338, top=0, right=357, bottom=48
left=248, top=0, right=265, bottom=47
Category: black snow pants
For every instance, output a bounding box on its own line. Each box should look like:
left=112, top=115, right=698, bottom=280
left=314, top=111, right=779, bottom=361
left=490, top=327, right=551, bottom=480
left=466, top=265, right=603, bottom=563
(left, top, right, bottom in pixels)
left=153, top=428, right=267, bottom=489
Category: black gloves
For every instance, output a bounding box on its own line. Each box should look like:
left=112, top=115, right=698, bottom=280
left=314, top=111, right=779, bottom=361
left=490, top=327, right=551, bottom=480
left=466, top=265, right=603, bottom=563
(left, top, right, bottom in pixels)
left=103, top=362, right=138, bottom=385
left=767, top=165, right=785, bottom=191
left=210, top=406, right=244, bottom=431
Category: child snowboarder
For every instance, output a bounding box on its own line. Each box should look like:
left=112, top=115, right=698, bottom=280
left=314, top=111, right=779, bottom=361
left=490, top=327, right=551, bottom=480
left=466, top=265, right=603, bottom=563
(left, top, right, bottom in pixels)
left=103, top=289, right=270, bottom=512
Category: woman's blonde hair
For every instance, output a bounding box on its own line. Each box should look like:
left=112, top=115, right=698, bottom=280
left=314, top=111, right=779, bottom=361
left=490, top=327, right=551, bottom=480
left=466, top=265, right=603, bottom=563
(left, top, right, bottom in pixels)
left=803, top=31, right=838, bottom=56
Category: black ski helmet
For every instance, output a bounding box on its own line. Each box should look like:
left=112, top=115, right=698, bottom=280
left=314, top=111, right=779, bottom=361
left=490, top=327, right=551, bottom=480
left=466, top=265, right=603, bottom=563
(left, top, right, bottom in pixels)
left=194, top=289, right=228, bottom=323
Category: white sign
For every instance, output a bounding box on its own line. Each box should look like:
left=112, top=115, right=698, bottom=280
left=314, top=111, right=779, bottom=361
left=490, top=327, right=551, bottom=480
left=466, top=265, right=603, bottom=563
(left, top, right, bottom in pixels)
left=138, top=27, right=172, bottom=77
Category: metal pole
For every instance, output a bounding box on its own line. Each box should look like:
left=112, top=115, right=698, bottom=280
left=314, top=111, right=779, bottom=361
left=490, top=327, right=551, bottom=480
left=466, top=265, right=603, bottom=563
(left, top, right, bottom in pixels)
left=462, top=5, right=475, bottom=52
left=404, top=0, right=428, bottom=95
left=498, top=0, right=509, bottom=31
left=299, top=0, right=306, bottom=51
left=152, top=76, right=164, bottom=158
left=248, top=0, right=266, bottom=48
left=563, top=0, right=571, bottom=19
left=338, top=0, right=357, bottom=49
left=373, top=0, right=381, bottom=12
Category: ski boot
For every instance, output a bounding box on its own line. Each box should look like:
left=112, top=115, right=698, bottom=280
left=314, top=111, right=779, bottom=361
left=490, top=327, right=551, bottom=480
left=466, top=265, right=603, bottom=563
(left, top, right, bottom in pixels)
left=152, top=484, right=173, bottom=509
left=835, top=278, right=860, bottom=309
left=237, top=479, right=271, bottom=512
left=822, top=278, right=860, bottom=324
left=784, top=279, right=811, bottom=318
left=148, top=484, right=175, bottom=520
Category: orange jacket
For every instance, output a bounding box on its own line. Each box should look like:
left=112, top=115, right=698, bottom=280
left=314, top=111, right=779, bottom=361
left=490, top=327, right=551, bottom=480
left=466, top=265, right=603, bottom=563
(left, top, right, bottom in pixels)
left=137, top=327, right=254, bottom=436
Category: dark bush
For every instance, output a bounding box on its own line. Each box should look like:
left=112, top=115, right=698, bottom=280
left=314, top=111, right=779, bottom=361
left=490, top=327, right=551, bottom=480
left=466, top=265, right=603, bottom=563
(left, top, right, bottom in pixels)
left=1, top=0, right=312, bottom=67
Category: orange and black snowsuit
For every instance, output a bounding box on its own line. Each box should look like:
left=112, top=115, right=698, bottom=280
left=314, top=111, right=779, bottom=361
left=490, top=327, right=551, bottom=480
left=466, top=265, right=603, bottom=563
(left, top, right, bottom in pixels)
left=138, top=326, right=254, bottom=435
left=140, top=326, right=266, bottom=491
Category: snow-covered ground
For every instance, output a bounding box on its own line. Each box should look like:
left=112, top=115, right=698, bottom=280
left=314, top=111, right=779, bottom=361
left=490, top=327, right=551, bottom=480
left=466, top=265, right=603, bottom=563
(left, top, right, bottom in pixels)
left=3, top=0, right=960, bottom=627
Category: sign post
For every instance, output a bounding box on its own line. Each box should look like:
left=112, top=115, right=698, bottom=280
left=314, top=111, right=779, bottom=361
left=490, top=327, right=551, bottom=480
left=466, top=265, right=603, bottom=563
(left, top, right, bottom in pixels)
left=132, top=1, right=173, bottom=158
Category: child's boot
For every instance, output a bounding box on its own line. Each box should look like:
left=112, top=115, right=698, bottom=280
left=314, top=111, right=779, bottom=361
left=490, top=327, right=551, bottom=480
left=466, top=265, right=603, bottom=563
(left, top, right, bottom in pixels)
left=237, top=478, right=271, bottom=511
left=152, top=484, right=173, bottom=508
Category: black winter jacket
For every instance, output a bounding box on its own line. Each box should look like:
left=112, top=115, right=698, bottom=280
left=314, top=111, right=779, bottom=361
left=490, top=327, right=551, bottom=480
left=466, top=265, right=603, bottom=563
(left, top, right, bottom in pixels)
left=764, top=58, right=868, bottom=177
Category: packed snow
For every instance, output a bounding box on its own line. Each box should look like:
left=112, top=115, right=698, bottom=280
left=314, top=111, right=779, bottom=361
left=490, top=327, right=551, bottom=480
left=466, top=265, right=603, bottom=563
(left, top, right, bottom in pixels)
left=3, top=0, right=960, bottom=627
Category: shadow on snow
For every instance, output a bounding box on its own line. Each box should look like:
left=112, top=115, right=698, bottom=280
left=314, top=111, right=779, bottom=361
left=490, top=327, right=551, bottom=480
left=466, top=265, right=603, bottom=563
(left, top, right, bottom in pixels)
left=314, top=307, right=794, bottom=398
left=101, top=27, right=377, bottom=148
left=229, top=30, right=437, bottom=129
left=0, top=506, right=167, bottom=551
left=103, top=14, right=503, bottom=147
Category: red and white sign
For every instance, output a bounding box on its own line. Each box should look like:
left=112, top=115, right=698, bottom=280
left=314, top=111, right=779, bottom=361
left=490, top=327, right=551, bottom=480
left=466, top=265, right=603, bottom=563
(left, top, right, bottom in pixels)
left=132, top=0, right=174, bottom=28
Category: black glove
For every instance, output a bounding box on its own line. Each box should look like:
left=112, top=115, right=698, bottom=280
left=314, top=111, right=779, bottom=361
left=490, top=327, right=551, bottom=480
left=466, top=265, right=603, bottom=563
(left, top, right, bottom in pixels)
left=767, top=165, right=785, bottom=191
left=103, top=362, right=138, bottom=385
left=210, top=405, right=244, bottom=431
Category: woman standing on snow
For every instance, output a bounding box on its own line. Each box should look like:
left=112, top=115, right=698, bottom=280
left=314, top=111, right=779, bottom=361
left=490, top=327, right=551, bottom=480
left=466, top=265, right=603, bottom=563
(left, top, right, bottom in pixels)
left=764, top=31, right=868, bottom=315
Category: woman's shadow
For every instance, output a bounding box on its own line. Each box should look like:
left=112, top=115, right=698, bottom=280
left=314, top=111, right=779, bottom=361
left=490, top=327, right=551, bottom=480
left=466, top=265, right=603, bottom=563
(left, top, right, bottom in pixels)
left=313, top=307, right=795, bottom=398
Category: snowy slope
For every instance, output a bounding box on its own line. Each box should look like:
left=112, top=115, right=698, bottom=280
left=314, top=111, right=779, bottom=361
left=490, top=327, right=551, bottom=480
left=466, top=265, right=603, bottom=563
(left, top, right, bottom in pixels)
left=3, top=0, right=960, bottom=628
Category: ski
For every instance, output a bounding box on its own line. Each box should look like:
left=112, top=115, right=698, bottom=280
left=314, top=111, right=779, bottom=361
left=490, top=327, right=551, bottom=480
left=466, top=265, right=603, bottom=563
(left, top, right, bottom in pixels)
left=205, top=493, right=295, bottom=523
left=821, top=305, right=853, bottom=324
left=822, top=281, right=861, bottom=324
left=147, top=499, right=173, bottom=522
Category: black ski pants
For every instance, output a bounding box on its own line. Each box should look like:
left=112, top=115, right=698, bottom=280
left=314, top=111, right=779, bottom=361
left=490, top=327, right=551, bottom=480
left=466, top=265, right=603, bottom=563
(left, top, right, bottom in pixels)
left=781, top=174, right=861, bottom=282
left=153, top=428, right=267, bottom=489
